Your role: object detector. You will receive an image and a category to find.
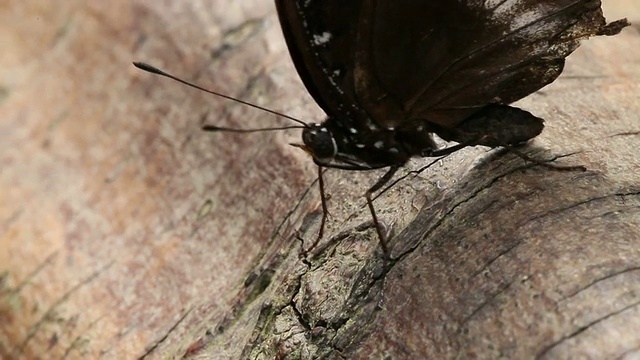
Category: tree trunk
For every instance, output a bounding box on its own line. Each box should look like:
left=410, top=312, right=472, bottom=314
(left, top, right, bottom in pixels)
left=1, top=1, right=639, bottom=359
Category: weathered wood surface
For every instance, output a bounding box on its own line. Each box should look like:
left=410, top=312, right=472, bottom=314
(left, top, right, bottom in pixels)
left=1, top=1, right=639, bottom=359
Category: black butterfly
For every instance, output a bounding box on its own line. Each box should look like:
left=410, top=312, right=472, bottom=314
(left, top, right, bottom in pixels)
left=274, top=0, right=628, bottom=253
left=135, top=1, right=628, bottom=256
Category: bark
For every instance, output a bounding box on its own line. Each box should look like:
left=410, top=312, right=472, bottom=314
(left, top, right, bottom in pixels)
left=1, top=1, right=639, bottom=359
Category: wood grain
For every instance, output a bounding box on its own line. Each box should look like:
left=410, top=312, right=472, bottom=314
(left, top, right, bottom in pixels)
left=1, top=1, right=639, bottom=359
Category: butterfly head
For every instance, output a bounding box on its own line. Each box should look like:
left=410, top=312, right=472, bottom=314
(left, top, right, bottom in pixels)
left=300, top=123, right=338, bottom=161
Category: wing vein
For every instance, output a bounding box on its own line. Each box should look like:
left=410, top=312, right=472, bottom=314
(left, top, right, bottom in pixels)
left=408, top=0, right=587, bottom=113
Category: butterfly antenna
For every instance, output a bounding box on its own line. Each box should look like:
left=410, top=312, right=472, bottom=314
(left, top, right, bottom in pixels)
left=133, top=62, right=308, bottom=129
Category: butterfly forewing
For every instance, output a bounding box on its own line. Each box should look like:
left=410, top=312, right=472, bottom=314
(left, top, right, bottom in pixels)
left=275, top=0, right=365, bottom=121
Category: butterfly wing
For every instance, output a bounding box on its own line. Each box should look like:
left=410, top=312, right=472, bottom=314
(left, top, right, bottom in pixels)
left=275, top=0, right=366, bottom=121
left=354, top=0, right=628, bottom=128
left=276, top=0, right=627, bottom=130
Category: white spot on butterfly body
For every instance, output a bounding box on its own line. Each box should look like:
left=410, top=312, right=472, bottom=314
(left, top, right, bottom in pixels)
left=313, top=32, right=332, bottom=45
left=356, top=144, right=365, bottom=148
left=349, top=128, right=358, bottom=134
left=374, top=141, right=384, bottom=149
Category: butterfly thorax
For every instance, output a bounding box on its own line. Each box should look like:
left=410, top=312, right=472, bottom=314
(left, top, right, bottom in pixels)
left=302, top=116, right=440, bottom=170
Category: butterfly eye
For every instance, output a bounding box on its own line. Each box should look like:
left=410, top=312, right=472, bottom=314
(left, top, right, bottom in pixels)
left=302, top=125, right=337, bottom=160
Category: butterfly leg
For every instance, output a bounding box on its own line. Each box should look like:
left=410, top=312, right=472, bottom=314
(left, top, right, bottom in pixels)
left=300, top=166, right=330, bottom=255
left=423, top=142, right=470, bottom=157
left=493, top=142, right=585, bottom=171
left=436, top=104, right=585, bottom=171
left=300, top=165, right=398, bottom=257
left=365, top=166, right=400, bottom=257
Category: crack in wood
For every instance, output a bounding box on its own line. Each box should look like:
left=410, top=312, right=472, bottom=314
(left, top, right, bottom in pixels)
left=459, top=281, right=514, bottom=327
left=558, top=266, right=640, bottom=302
left=137, top=307, right=192, bottom=359
left=535, top=299, right=640, bottom=359
left=14, top=262, right=113, bottom=357
left=391, top=160, right=535, bottom=260
left=60, top=314, right=105, bottom=360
